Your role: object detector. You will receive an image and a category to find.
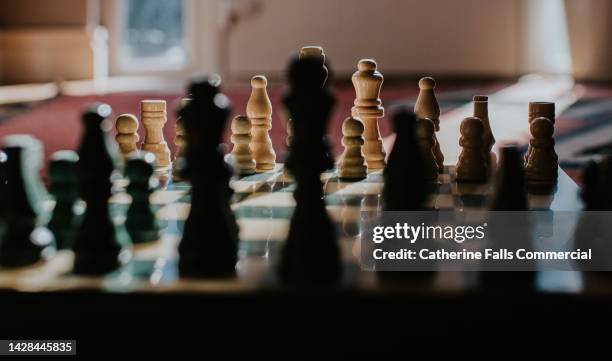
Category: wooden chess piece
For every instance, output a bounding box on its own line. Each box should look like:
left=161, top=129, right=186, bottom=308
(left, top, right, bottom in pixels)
left=338, top=116, right=366, bottom=180
left=415, top=117, right=439, bottom=181
left=172, top=98, right=189, bottom=181
left=528, top=101, right=555, bottom=124
left=456, top=117, right=487, bottom=182
left=473, top=95, right=496, bottom=170
left=230, top=115, right=256, bottom=175
left=115, top=113, right=139, bottom=157
left=141, top=100, right=171, bottom=171
left=247, top=75, right=276, bottom=172
left=47, top=150, right=80, bottom=250
left=351, top=59, right=385, bottom=170
left=415, top=77, right=444, bottom=171
left=525, top=117, right=558, bottom=185
left=527, top=101, right=555, bottom=160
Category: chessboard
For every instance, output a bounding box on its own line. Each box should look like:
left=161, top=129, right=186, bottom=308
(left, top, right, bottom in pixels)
left=0, top=163, right=584, bottom=295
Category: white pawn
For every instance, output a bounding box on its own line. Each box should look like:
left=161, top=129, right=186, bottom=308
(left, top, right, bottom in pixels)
left=525, top=117, right=558, bottom=185
left=415, top=77, right=444, bottom=171
left=115, top=113, right=139, bottom=157
left=456, top=117, right=487, bottom=182
left=230, top=115, right=256, bottom=175
left=247, top=75, right=276, bottom=172
left=338, top=116, right=367, bottom=180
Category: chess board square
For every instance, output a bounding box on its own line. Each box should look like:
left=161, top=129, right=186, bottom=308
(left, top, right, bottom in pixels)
left=237, top=192, right=295, bottom=207
left=157, top=202, right=190, bottom=221
left=109, top=190, right=186, bottom=205
left=231, top=179, right=291, bottom=193
left=454, top=194, right=488, bottom=208
left=438, top=173, right=452, bottom=184
left=528, top=194, right=555, bottom=210
left=238, top=218, right=289, bottom=242
left=451, top=182, right=491, bottom=195
left=433, top=194, right=456, bottom=209
left=324, top=194, right=381, bottom=208
left=324, top=181, right=384, bottom=195
left=235, top=206, right=293, bottom=219
left=167, top=181, right=191, bottom=191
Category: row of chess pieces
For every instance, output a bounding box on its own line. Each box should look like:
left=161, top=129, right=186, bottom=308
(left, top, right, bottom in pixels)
left=114, top=45, right=559, bottom=189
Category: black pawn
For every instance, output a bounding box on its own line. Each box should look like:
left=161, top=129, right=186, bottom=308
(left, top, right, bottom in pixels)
left=178, top=76, right=239, bottom=278
left=125, top=152, right=159, bottom=244
left=279, top=56, right=340, bottom=284
left=379, top=110, right=435, bottom=281
left=0, top=135, right=51, bottom=267
left=47, top=150, right=80, bottom=250
left=383, top=111, right=430, bottom=211
left=482, top=144, right=534, bottom=290
left=73, top=104, right=122, bottom=275
left=580, top=160, right=602, bottom=211
left=490, top=144, right=528, bottom=211
left=574, top=157, right=612, bottom=275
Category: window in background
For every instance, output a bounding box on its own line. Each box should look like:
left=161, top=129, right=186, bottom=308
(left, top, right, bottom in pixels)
left=119, top=0, right=187, bottom=71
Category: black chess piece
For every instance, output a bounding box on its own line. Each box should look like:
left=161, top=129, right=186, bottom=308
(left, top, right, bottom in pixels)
left=598, top=156, right=612, bottom=209
left=574, top=156, right=612, bottom=275
left=177, top=76, right=239, bottom=278
left=0, top=135, right=52, bottom=267
left=279, top=56, right=340, bottom=284
left=383, top=110, right=431, bottom=211
left=481, top=144, right=535, bottom=290
left=47, top=150, right=80, bottom=250
left=580, top=160, right=602, bottom=211
left=378, top=110, right=436, bottom=282
left=490, top=144, right=528, bottom=211
left=125, top=152, right=160, bottom=244
left=73, top=104, right=123, bottom=275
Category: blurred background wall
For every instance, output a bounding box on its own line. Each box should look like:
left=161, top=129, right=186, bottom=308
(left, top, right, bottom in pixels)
left=0, top=0, right=609, bottom=85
